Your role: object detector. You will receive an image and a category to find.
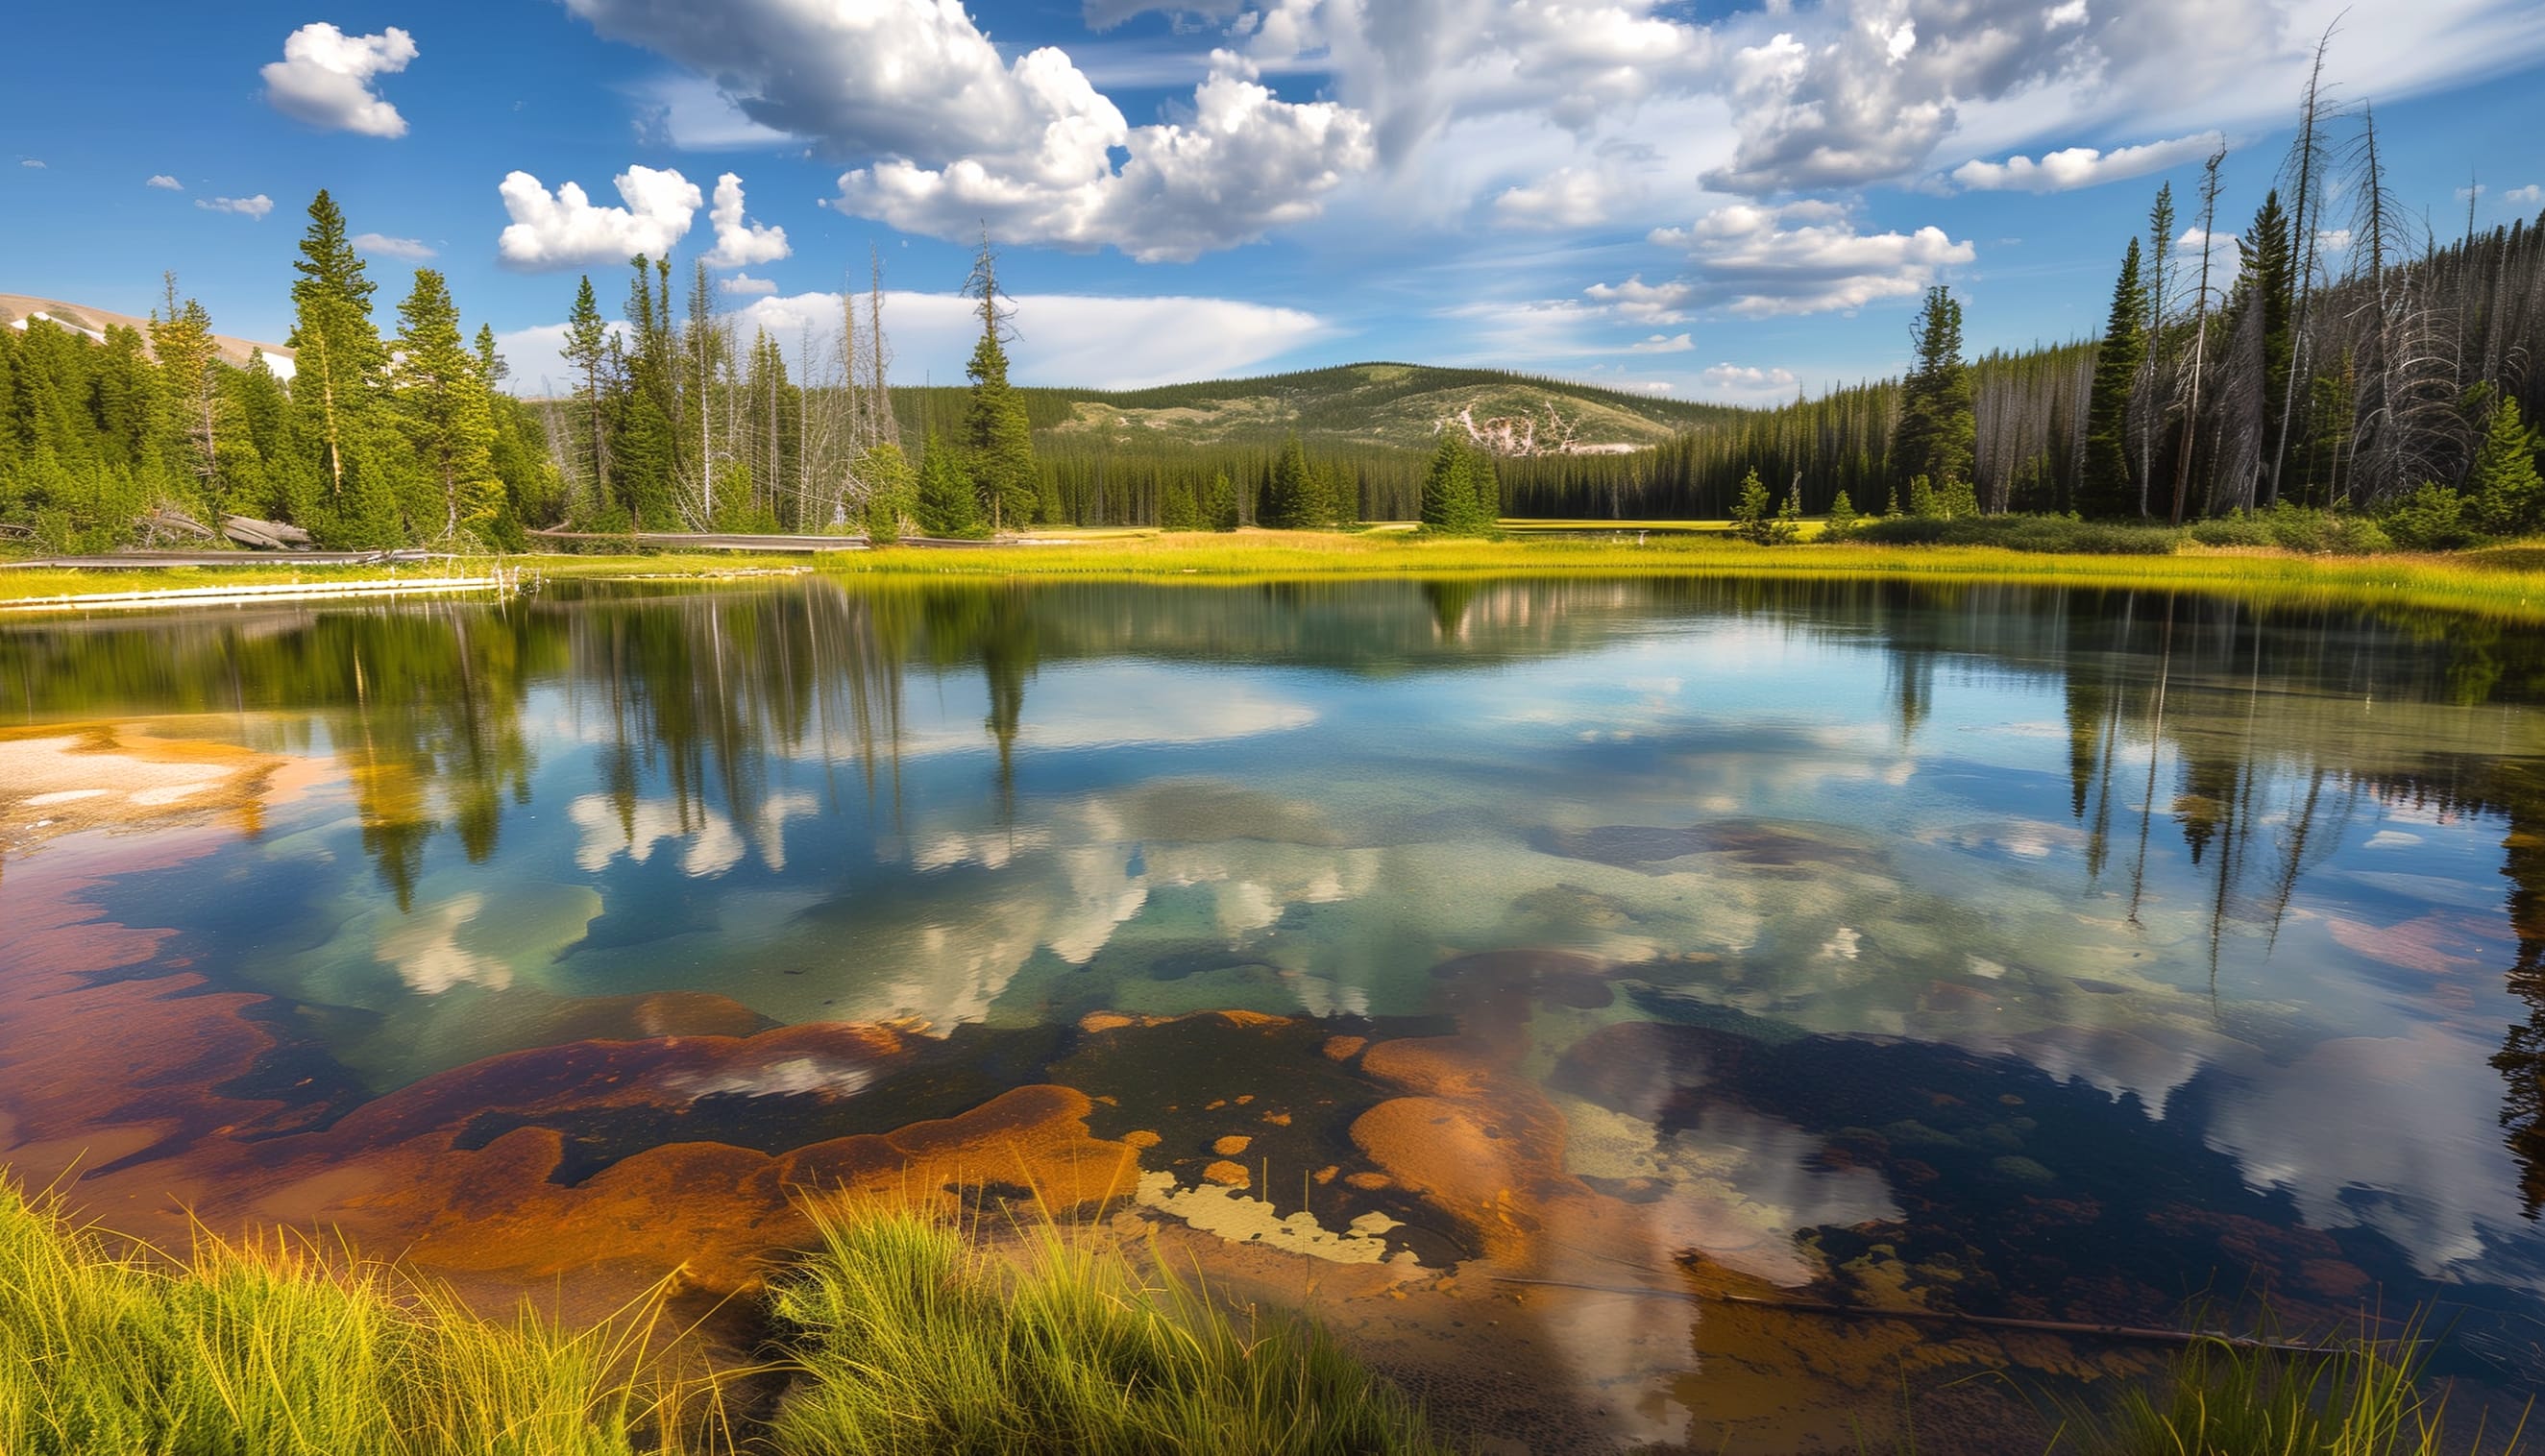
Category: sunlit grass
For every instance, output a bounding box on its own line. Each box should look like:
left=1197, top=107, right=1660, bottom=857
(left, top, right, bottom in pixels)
left=2062, top=1315, right=2530, bottom=1456
left=767, top=1201, right=1455, bottom=1456
left=0, top=1180, right=691, bottom=1456
left=10, top=528, right=2545, bottom=620
left=833, top=529, right=2545, bottom=620
left=0, top=1178, right=1450, bottom=1455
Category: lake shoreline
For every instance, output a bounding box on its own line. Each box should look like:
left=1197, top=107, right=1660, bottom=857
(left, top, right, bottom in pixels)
left=8, top=530, right=2543, bottom=620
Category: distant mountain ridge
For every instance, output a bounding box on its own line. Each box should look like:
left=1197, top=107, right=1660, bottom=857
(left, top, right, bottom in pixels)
left=909, top=363, right=1743, bottom=457
left=1036, top=363, right=1735, bottom=453
left=0, top=293, right=296, bottom=377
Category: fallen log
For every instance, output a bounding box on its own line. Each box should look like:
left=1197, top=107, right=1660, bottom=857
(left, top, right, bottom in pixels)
left=222, top=515, right=314, bottom=550
left=1488, top=1276, right=2331, bottom=1354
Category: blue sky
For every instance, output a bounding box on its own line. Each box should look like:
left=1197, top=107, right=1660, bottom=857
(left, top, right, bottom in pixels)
left=5, top=1, right=2543, bottom=400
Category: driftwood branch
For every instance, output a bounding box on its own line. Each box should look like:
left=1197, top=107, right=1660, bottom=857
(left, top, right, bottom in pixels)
left=1489, top=1276, right=2330, bottom=1354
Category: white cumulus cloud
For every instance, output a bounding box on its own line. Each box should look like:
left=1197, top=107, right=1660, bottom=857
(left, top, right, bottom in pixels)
left=1491, top=165, right=1641, bottom=230
left=1698, top=362, right=1803, bottom=401
left=19, top=159, right=45, bottom=170
left=353, top=231, right=435, bottom=260
left=2502, top=183, right=2541, bottom=207
left=562, top=1, right=1367, bottom=260
left=720, top=273, right=778, bottom=296
left=260, top=23, right=417, bottom=138
left=700, top=172, right=791, bottom=268
left=1951, top=132, right=2220, bottom=192
left=1582, top=276, right=1698, bottom=325
left=197, top=194, right=276, bottom=220
left=1626, top=332, right=1694, bottom=353
left=836, top=54, right=1371, bottom=261
left=1644, top=201, right=1974, bottom=317
left=496, top=166, right=703, bottom=271
left=145, top=174, right=184, bottom=190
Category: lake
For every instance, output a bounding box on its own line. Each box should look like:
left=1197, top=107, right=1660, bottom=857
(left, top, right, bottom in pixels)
left=3, top=574, right=2540, bottom=1451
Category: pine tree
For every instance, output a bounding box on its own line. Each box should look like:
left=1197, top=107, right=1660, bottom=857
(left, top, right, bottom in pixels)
left=1896, top=286, right=1975, bottom=496
left=561, top=275, right=610, bottom=511
left=1468, top=447, right=1499, bottom=529
left=1260, top=434, right=1317, bottom=528
left=1419, top=434, right=1487, bottom=533
left=286, top=189, right=398, bottom=546
left=2468, top=396, right=2544, bottom=539
left=2239, top=191, right=2296, bottom=495
left=1204, top=471, right=1240, bottom=530
left=392, top=268, right=503, bottom=541
left=860, top=441, right=915, bottom=544
left=1158, top=476, right=1201, bottom=530
left=2080, top=237, right=2149, bottom=517
left=1732, top=468, right=1774, bottom=543
left=960, top=236, right=1037, bottom=532
left=1771, top=480, right=1803, bottom=544
left=148, top=273, right=216, bottom=500
left=474, top=325, right=506, bottom=388
left=1826, top=489, right=1858, bottom=538
left=914, top=428, right=978, bottom=537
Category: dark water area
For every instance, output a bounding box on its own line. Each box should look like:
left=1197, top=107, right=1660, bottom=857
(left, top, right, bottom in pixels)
left=3, top=574, right=2543, bottom=1450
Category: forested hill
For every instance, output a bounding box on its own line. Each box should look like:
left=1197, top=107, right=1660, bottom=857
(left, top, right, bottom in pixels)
left=892, top=363, right=1741, bottom=455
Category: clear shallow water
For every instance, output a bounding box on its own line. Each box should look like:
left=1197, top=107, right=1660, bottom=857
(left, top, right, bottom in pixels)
left=4, top=575, right=2543, bottom=1446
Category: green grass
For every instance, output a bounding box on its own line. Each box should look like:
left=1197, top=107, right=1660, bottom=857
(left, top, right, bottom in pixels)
left=11, top=528, right=2545, bottom=623
left=834, top=528, right=2545, bottom=621
left=0, top=1181, right=685, bottom=1456
left=767, top=1202, right=1454, bottom=1456
left=2061, top=1317, right=2530, bottom=1456
left=0, top=1178, right=1450, bottom=1455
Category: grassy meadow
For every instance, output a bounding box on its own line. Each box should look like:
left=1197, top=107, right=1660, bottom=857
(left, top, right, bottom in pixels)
left=5, top=526, right=2545, bottom=623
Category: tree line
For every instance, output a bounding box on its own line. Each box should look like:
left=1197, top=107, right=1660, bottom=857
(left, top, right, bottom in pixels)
left=0, top=192, right=561, bottom=552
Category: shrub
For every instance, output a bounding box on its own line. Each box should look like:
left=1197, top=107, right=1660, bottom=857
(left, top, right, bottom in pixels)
left=1848, top=513, right=2182, bottom=554
left=2383, top=483, right=2475, bottom=551
left=2188, top=504, right=2393, bottom=554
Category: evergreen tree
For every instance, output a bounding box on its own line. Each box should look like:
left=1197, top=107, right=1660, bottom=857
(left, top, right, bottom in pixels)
left=1772, top=479, right=1803, bottom=544
left=2468, top=396, right=2544, bottom=538
left=1895, top=286, right=1975, bottom=496
left=392, top=267, right=504, bottom=541
left=914, top=428, right=978, bottom=537
left=286, top=189, right=400, bottom=546
left=1203, top=471, right=1240, bottom=530
left=1731, top=468, right=1774, bottom=543
left=561, top=275, right=610, bottom=511
left=961, top=236, right=1037, bottom=532
left=474, top=325, right=506, bottom=388
left=1419, top=434, right=1495, bottom=534
left=1260, top=434, right=1318, bottom=528
left=2239, top=191, right=2296, bottom=493
left=608, top=256, right=680, bottom=528
left=1468, top=447, right=1500, bottom=528
left=1158, top=476, right=1201, bottom=530
left=1826, top=489, right=1858, bottom=538
left=860, top=441, right=916, bottom=544
left=147, top=274, right=213, bottom=499
left=2080, top=237, right=2149, bottom=518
